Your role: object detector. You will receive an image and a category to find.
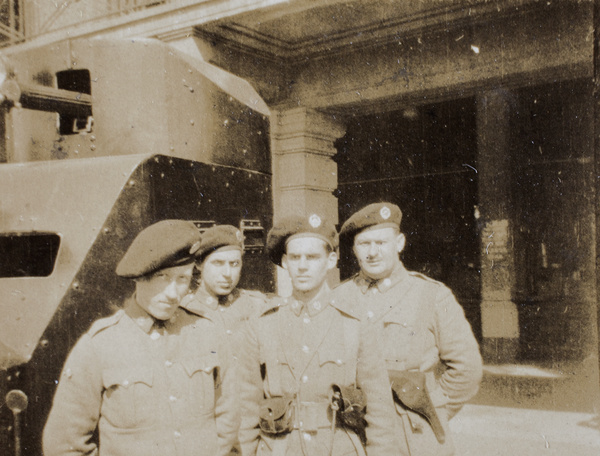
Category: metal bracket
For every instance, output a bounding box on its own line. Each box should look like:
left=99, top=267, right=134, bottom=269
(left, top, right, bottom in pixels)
left=240, top=219, right=265, bottom=254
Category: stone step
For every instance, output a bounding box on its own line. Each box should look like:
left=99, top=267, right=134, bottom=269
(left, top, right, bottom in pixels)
left=472, top=363, right=597, bottom=412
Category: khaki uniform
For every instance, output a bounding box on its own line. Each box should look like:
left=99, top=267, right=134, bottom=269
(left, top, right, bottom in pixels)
left=181, top=288, right=266, bottom=357
left=238, top=287, right=400, bottom=456
left=43, top=297, right=238, bottom=456
left=333, top=264, right=483, bottom=456
left=182, top=287, right=266, bottom=455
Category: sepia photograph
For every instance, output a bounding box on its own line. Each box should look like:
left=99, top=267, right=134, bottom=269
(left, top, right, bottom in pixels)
left=0, top=1, right=599, bottom=455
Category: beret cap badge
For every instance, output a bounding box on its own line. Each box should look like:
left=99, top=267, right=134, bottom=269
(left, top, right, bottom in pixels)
left=380, top=206, right=391, bottom=220
left=309, top=214, right=322, bottom=228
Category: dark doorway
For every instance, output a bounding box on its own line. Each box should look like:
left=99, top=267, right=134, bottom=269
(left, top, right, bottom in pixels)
left=335, top=97, right=481, bottom=340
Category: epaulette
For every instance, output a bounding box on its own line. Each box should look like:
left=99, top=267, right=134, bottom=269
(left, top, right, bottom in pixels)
left=240, top=288, right=267, bottom=302
left=408, top=271, right=444, bottom=287
left=88, top=310, right=124, bottom=337
left=179, top=293, right=195, bottom=308
left=329, top=296, right=360, bottom=320
left=180, top=304, right=211, bottom=320
left=258, top=296, right=286, bottom=317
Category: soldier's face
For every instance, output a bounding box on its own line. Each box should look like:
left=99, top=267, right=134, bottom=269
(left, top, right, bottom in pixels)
left=353, top=226, right=405, bottom=280
left=135, top=263, right=194, bottom=320
left=199, top=249, right=242, bottom=297
left=282, top=237, right=337, bottom=293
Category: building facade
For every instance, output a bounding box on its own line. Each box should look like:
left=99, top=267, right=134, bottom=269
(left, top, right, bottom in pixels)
left=1, top=0, right=598, bottom=424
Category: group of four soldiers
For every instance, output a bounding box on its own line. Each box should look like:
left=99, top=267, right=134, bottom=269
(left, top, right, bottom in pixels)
left=43, top=202, right=483, bottom=456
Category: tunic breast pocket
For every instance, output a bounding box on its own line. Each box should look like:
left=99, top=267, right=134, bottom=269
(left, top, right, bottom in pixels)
left=102, top=367, right=154, bottom=429
left=318, top=346, right=350, bottom=386
left=261, top=348, right=292, bottom=396
left=182, top=353, right=219, bottom=414
left=383, top=321, right=416, bottom=361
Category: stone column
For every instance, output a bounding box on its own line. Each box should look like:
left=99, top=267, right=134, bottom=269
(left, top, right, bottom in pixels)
left=270, top=107, right=346, bottom=295
left=477, top=90, right=520, bottom=363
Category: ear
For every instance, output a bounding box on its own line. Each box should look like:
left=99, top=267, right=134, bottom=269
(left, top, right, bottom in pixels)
left=281, top=254, right=289, bottom=271
left=326, top=250, right=338, bottom=271
left=396, top=233, right=406, bottom=253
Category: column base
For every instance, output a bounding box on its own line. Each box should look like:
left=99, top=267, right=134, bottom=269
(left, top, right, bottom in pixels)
left=481, top=337, right=520, bottom=364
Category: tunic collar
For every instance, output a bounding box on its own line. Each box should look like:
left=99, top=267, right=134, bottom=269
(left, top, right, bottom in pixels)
left=356, top=262, right=408, bottom=294
left=180, top=287, right=240, bottom=320
left=285, top=283, right=332, bottom=317
left=123, top=295, right=175, bottom=334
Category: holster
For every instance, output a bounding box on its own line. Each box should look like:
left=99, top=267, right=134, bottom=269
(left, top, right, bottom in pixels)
left=259, top=395, right=295, bottom=436
left=331, top=384, right=367, bottom=445
left=388, top=370, right=446, bottom=444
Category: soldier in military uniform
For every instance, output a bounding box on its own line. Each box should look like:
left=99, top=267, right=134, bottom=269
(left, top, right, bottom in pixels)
left=180, top=224, right=267, bottom=455
left=43, top=220, right=238, bottom=456
left=180, top=224, right=266, bottom=355
left=238, top=214, right=399, bottom=456
left=334, top=203, right=483, bottom=456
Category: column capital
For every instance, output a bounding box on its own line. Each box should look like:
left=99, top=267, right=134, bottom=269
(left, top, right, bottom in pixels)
left=271, top=107, right=346, bottom=157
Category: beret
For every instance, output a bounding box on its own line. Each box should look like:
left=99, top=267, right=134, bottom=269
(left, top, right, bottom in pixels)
left=339, top=202, right=402, bottom=240
left=195, top=225, right=244, bottom=261
left=266, top=214, right=338, bottom=266
left=116, top=220, right=201, bottom=278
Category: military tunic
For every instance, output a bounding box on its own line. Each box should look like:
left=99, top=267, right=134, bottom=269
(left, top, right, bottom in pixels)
left=238, top=287, right=400, bottom=456
left=182, top=287, right=267, bottom=455
left=333, top=264, right=483, bottom=456
left=43, top=297, right=238, bottom=456
left=181, top=287, right=266, bottom=358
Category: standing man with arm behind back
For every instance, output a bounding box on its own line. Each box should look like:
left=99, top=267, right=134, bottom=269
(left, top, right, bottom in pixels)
left=334, top=202, right=483, bottom=456
left=180, top=224, right=267, bottom=454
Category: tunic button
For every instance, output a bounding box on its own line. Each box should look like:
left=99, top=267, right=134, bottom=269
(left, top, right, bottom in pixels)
left=291, top=301, right=299, bottom=309
left=219, top=307, right=225, bottom=312
left=301, top=375, right=308, bottom=383
left=174, top=431, right=181, bottom=438
left=122, top=380, right=129, bottom=387
left=303, top=432, right=312, bottom=441
left=367, top=311, right=375, bottom=319
left=313, top=301, right=321, bottom=310
left=169, top=395, right=177, bottom=402
left=165, top=360, right=173, bottom=367
left=383, top=278, right=391, bottom=287
left=303, top=317, right=311, bottom=324
left=302, top=345, right=310, bottom=353
left=336, top=359, right=343, bottom=365
left=150, top=331, right=161, bottom=340
left=226, top=329, right=233, bottom=335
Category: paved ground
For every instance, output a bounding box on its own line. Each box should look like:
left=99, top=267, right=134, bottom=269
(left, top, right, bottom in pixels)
left=450, top=404, right=600, bottom=455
